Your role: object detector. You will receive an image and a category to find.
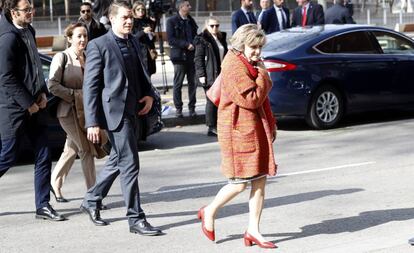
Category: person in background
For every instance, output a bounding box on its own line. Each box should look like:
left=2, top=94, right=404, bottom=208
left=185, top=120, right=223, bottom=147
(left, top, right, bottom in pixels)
left=48, top=22, right=100, bottom=203
left=132, top=1, right=157, bottom=76
left=325, top=0, right=355, bottom=24
left=197, top=24, right=277, bottom=249
left=194, top=16, right=228, bottom=137
left=260, top=0, right=290, bottom=34
left=291, top=0, right=324, bottom=27
left=0, top=0, right=64, bottom=221
left=166, top=0, right=198, bottom=118
left=78, top=2, right=107, bottom=41
left=256, top=0, right=271, bottom=23
left=231, top=0, right=256, bottom=34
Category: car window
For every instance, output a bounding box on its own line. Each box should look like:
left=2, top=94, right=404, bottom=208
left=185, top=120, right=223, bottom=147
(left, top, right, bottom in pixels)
left=372, top=31, right=414, bottom=55
left=41, top=58, right=50, bottom=79
left=316, top=31, right=378, bottom=54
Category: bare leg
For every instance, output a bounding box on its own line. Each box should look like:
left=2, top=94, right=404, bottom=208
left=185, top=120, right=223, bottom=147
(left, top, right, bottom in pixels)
left=203, top=182, right=247, bottom=231
left=247, top=176, right=267, bottom=242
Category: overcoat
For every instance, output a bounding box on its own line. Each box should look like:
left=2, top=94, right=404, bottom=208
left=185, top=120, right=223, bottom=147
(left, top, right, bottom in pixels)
left=217, top=50, right=277, bottom=179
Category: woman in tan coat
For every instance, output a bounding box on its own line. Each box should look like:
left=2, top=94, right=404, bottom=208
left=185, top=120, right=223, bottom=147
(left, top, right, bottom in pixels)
left=197, top=24, right=277, bottom=248
left=48, top=23, right=97, bottom=202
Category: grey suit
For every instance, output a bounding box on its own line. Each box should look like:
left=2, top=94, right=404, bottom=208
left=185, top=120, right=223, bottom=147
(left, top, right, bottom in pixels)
left=82, top=30, right=154, bottom=226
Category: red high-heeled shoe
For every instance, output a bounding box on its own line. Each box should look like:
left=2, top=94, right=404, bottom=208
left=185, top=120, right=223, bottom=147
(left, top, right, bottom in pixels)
left=243, top=232, right=277, bottom=249
left=197, top=206, right=215, bottom=241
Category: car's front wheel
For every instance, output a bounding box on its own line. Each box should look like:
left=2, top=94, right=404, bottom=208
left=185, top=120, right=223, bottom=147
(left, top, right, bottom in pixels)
left=306, top=85, right=344, bottom=129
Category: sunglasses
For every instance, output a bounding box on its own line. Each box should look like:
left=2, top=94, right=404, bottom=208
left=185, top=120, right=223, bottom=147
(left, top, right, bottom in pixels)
left=81, top=9, right=91, bottom=14
left=209, top=24, right=220, bottom=28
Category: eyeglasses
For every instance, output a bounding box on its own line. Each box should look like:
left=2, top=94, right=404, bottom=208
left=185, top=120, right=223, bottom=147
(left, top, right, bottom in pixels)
left=209, top=24, right=220, bottom=28
left=14, top=7, right=33, bottom=13
left=81, top=9, right=91, bottom=14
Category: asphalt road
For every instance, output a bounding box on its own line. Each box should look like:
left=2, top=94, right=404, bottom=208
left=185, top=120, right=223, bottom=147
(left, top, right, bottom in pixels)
left=1, top=111, right=414, bottom=253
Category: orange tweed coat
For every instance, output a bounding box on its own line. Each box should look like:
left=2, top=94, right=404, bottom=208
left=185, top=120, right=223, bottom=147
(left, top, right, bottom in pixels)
left=217, top=50, right=277, bottom=179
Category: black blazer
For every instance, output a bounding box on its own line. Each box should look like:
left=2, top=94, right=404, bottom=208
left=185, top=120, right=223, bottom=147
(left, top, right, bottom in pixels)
left=291, top=2, right=325, bottom=27
left=166, top=14, right=198, bottom=63
left=83, top=30, right=154, bottom=131
left=0, top=14, right=48, bottom=138
left=194, top=30, right=228, bottom=88
left=79, top=18, right=107, bottom=41
left=231, top=9, right=257, bottom=34
left=325, top=3, right=355, bottom=24
left=261, top=6, right=290, bottom=34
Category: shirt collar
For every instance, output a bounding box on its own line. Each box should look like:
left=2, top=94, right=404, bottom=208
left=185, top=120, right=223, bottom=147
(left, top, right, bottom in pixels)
left=302, top=2, right=310, bottom=9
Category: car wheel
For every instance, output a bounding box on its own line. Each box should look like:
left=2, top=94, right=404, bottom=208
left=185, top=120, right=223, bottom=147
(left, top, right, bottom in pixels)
left=306, top=85, right=344, bottom=129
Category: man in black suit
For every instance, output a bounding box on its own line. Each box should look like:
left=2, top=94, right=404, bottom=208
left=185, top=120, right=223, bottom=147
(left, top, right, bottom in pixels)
left=81, top=0, right=162, bottom=236
left=0, top=0, right=64, bottom=221
left=256, top=0, right=271, bottom=23
left=325, top=0, right=355, bottom=24
left=231, top=0, right=256, bottom=34
left=78, top=2, right=107, bottom=41
left=291, top=0, right=325, bottom=27
left=260, top=0, right=290, bottom=34
left=166, top=0, right=198, bottom=118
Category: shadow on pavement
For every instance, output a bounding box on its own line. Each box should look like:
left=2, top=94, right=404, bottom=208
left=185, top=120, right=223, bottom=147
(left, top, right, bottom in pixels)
left=139, top=130, right=218, bottom=151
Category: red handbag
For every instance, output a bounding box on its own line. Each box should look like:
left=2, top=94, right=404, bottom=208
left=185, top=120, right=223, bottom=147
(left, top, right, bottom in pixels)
left=206, top=74, right=222, bottom=106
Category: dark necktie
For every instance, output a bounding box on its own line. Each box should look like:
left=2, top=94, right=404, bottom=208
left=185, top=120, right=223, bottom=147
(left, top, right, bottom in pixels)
left=247, top=11, right=256, bottom=23
left=279, top=9, right=286, bottom=30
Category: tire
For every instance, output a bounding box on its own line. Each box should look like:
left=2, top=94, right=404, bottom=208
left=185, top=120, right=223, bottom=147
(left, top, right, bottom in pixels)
left=306, top=85, right=344, bottom=129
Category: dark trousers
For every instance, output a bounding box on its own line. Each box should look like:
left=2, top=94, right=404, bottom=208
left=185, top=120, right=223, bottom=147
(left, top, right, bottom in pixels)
left=203, top=88, right=218, bottom=128
left=173, top=59, right=197, bottom=110
left=0, top=114, right=51, bottom=209
left=83, top=115, right=145, bottom=226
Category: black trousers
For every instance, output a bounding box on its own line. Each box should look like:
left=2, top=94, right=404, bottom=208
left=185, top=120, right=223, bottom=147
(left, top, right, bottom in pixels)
left=173, top=58, right=197, bottom=110
left=0, top=112, right=52, bottom=209
left=203, top=87, right=218, bottom=128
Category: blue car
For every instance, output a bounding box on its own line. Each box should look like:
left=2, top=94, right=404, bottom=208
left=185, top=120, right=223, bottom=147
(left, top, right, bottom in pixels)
left=262, top=25, right=414, bottom=129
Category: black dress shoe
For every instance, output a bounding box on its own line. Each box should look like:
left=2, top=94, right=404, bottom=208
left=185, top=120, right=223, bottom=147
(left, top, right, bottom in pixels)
left=207, top=127, right=217, bottom=136
left=80, top=205, right=108, bottom=226
left=35, top=205, right=65, bottom=221
left=56, top=196, right=69, bottom=203
left=130, top=220, right=163, bottom=236
left=189, top=109, right=197, bottom=117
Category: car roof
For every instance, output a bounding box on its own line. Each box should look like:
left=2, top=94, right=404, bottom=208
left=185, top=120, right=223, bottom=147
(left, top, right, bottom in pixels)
left=262, top=24, right=412, bottom=57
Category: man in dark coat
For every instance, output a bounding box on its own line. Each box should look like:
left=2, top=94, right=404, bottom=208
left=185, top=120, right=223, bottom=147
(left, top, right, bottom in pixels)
left=231, top=0, right=256, bottom=34
left=80, top=0, right=162, bottom=236
left=166, top=0, right=198, bottom=118
left=325, top=0, right=355, bottom=24
left=78, top=2, right=107, bottom=41
left=0, top=0, right=64, bottom=221
left=260, top=0, right=290, bottom=34
left=291, top=0, right=325, bottom=27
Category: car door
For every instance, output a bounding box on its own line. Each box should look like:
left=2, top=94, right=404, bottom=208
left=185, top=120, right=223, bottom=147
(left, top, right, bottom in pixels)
left=330, top=31, right=396, bottom=109
left=370, top=30, right=414, bottom=105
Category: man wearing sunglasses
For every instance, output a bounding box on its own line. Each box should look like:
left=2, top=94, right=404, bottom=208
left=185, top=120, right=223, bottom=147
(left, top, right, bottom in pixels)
left=78, top=2, right=106, bottom=41
left=0, top=0, right=65, bottom=221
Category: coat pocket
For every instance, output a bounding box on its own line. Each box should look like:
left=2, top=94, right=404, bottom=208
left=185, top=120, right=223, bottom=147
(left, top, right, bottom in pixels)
left=232, top=129, right=256, bottom=153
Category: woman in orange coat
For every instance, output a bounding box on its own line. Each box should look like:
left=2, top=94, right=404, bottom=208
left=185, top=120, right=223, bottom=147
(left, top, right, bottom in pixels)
left=197, top=24, right=277, bottom=248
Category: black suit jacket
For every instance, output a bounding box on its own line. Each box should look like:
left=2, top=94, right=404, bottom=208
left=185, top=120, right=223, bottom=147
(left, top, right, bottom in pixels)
left=291, top=2, right=325, bottom=27
left=232, top=9, right=257, bottom=34
left=166, top=14, right=198, bottom=63
left=325, top=3, right=355, bottom=24
left=0, top=14, right=47, bottom=138
left=261, top=6, right=290, bottom=34
left=83, top=30, right=154, bottom=131
left=79, top=18, right=107, bottom=41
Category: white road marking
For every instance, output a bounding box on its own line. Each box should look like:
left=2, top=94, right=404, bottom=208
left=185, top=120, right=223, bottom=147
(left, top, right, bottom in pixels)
left=149, top=161, right=376, bottom=195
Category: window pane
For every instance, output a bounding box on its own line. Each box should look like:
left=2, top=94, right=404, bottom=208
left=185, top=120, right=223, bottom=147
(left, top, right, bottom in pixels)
left=333, top=31, right=378, bottom=54
left=372, top=31, right=414, bottom=55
